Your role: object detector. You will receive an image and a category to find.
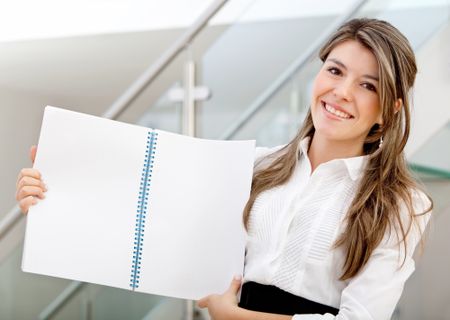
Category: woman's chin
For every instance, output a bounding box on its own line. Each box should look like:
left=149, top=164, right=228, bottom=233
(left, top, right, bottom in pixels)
left=312, top=125, right=346, bottom=141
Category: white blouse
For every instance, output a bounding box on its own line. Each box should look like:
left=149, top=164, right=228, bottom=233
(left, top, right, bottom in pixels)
left=243, top=137, right=431, bottom=320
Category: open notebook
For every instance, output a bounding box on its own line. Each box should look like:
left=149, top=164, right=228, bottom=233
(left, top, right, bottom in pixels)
left=22, top=106, right=255, bottom=300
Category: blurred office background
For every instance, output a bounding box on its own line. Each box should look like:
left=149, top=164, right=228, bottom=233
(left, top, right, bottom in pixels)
left=0, top=0, right=449, bottom=319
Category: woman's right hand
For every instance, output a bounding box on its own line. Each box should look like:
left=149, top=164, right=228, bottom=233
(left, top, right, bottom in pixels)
left=16, top=146, right=47, bottom=214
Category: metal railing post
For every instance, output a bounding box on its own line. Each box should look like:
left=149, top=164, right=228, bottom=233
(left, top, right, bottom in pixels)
left=183, top=59, right=197, bottom=137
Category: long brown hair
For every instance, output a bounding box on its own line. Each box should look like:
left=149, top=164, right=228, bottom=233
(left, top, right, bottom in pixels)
left=243, top=18, right=433, bottom=280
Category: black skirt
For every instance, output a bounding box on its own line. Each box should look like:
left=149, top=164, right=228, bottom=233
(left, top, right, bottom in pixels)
left=238, top=282, right=339, bottom=316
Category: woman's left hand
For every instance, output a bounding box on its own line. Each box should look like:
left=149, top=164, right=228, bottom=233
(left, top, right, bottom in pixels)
left=197, top=276, right=242, bottom=320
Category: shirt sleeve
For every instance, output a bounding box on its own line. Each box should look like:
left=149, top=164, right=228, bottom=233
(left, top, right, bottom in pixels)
left=292, top=190, right=432, bottom=320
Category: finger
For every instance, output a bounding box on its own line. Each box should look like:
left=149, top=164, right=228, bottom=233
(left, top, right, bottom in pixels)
left=19, top=196, right=38, bottom=214
left=197, top=296, right=210, bottom=309
left=227, top=275, right=242, bottom=294
left=16, top=168, right=42, bottom=188
left=17, top=176, right=47, bottom=192
left=30, top=145, right=38, bottom=164
left=16, top=185, right=46, bottom=202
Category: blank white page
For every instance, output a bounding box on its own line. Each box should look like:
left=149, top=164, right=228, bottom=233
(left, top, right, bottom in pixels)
left=137, top=131, right=254, bottom=299
left=22, top=106, right=147, bottom=290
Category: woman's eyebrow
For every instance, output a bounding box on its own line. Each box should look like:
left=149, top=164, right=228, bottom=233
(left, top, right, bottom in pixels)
left=327, top=58, right=379, bottom=81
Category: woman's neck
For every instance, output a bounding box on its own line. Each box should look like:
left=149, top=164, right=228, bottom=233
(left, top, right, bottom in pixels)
left=308, top=134, right=364, bottom=173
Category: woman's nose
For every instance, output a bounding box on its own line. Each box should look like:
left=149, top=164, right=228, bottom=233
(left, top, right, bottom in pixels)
left=333, top=79, right=353, bottom=101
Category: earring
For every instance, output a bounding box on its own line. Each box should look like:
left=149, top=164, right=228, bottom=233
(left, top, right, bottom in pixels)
left=378, top=136, right=384, bottom=149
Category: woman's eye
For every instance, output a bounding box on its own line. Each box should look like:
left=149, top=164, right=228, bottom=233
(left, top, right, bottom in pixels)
left=327, top=67, right=341, bottom=75
left=362, top=83, right=377, bottom=92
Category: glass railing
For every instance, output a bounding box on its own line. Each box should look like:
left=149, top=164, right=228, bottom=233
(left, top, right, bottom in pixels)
left=410, top=121, right=450, bottom=178
left=137, top=81, right=185, bottom=135
left=0, top=242, right=71, bottom=319
left=79, top=287, right=163, bottom=320
left=409, top=121, right=450, bottom=215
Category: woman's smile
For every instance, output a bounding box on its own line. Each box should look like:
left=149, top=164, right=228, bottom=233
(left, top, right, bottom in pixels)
left=321, top=100, right=354, bottom=120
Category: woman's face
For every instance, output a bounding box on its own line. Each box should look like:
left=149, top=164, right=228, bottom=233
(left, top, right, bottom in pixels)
left=311, top=40, right=382, bottom=147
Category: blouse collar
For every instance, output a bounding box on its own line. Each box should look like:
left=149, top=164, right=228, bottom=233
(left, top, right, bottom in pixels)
left=298, top=137, right=368, bottom=181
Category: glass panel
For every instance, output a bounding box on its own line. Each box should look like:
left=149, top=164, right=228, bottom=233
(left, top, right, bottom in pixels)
left=409, top=120, right=450, bottom=215
left=48, top=282, right=183, bottom=320
left=0, top=243, right=72, bottom=320
left=115, top=48, right=186, bottom=131
left=137, top=82, right=184, bottom=134
left=89, top=287, right=164, bottom=320
left=357, top=0, right=450, bottom=49
left=410, top=121, right=450, bottom=177
left=231, top=59, right=319, bottom=145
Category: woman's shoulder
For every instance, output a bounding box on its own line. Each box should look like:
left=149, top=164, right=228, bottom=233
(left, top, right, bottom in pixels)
left=408, top=188, right=433, bottom=217
left=378, top=188, right=432, bottom=253
left=394, top=188, right=433, bottom=246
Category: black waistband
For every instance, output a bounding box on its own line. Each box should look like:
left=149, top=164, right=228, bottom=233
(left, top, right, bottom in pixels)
left=238, top=282, right=339, bottom=316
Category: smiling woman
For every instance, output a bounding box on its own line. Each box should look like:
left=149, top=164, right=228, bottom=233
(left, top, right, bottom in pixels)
left=197, top=18, right=433, bottom=320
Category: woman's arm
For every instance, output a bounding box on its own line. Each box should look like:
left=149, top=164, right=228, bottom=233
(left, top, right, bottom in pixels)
left=292, top=192, right=432, bottom=320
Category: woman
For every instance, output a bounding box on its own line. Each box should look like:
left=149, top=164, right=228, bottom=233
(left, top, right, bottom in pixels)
left=197, top=18, right=432, bottom=319
left=17, top=18, right=432, bottom=320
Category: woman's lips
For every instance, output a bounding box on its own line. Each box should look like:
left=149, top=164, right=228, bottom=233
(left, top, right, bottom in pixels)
left=321, top=101, right=354, bottom=119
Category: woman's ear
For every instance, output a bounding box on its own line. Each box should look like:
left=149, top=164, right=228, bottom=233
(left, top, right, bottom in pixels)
left=394, top=99, right=403, bottom=114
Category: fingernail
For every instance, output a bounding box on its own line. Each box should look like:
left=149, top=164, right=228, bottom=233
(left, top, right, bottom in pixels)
left=234, top=275, right=242, bottom=281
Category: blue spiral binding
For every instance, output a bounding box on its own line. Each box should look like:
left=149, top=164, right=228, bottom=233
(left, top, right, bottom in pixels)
left=130, top=130, right=158, bottom=289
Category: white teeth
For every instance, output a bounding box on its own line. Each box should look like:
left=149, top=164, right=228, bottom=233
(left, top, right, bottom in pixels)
left=324, top=103, right=351, bottom=119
